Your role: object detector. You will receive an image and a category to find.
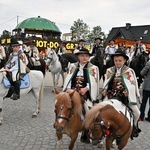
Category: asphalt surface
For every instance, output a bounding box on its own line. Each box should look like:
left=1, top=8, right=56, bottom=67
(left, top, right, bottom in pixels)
left=0, top=72, right=150, bottom=150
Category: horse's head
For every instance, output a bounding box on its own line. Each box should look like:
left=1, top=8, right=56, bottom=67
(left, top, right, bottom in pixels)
left=84, top=103, right=111, bottom=145
left=53, top=89, right=82, bottom=132
left=45, top=48, right=57, bottom=65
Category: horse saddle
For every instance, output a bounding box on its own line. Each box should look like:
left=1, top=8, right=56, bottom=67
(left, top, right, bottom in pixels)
left=3, top=74, right=30, bottom=89
left=33, top=60, right=41, bottom=66
left=31, top=57, right=41, bottom=66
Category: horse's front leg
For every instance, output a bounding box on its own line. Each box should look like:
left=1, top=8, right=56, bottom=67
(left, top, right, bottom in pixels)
left=56, top=131, right=63, bottom=150
left=55, top=73, right=60, bottom=88
left=69, top=133, right=78, bottom=150
left=32, top=92, right=40, bottom=117
left=106, top=137, right=115, bottom=150
left=0, top=98, right=3, bottom=125
left=60, top=71, right=64, bottom=88
left=0, top=108, right=3, bottom=125
left=51, top=73, right=55, bottom=92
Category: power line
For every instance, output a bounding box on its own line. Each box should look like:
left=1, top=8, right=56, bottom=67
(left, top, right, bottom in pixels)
left=0, top=16, right=16, bottom=26
left=57, top=22, right=72, bottom=27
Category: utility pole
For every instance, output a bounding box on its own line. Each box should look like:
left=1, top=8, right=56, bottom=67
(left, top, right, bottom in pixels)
left=17, top=15, right=19, bottom=39
left=17, top=15, right=19, bottom=25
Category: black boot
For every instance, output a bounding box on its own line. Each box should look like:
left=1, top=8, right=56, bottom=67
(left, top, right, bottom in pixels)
left=145, top=117, right=150, bottom=122
left=145, top=110, right=150, bottom=122
left=11, top=81, right=20, bottom=100
left=132, top=124, right=141, bottom=138
left=3, top=86, right=14, bottom=99
left=80, top=130, right=90, bottom=143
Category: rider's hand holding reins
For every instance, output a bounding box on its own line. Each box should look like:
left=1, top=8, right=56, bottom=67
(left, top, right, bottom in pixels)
left=4, top=68, right=11, bottom=72
left=79, top=87, right=88, bottom=95
left=123, top=90, right=128, bottom=97
left=102, top=89, right=107, bottom=97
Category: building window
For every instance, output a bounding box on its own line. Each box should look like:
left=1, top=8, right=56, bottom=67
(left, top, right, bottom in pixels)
left=144, top=30, right=148, bottom=34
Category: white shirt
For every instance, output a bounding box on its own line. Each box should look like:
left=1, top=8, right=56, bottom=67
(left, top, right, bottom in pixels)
left=105, top=45, right=117, bottom=54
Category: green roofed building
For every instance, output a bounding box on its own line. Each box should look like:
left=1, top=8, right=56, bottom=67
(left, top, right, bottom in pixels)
left=13, top=16, right=61, bottom=41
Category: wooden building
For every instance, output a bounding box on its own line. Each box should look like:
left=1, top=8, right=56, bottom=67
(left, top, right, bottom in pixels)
left=105, top=23, right=150, bottom=49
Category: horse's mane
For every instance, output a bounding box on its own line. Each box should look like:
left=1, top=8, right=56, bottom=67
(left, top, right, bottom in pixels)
left=70, top=90, right=82, bottom=115
left=55, top=92, right=70, bottom=106
left=55, top=90, right=82, bottom=115
left=84, top=103, right=108, bottom=129
left=47, top=48, right=57, bottom=56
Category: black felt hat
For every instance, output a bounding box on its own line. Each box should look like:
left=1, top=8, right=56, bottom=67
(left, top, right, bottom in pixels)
left=95, top=37, right=103, bottom=41
left=11, top=41, right=21, bottom=47
left=75, top=48, right=92, bottom=56
left=111, top=49, right=129, bottom=60
left=78, top=39, right=86, bottom=42
left=30, top=41, right=36, bottom=45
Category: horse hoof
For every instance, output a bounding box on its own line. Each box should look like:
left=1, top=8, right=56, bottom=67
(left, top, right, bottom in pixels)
left=32, top=113, right=37, bottom=118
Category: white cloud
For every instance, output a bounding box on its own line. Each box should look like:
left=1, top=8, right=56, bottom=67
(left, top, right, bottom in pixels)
left=0, top=0, right=150, bottom=36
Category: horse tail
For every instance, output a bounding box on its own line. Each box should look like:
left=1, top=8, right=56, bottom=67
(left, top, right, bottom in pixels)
left=38, top=79, right=44, bottom=111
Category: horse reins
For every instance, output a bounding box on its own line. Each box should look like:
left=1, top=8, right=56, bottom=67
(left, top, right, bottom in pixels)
left=55, top=93, right=75, bottom=123
left=56, top=102, right=74, bottom=122
left=92, top=106, right=132, bottom=143
left=47, top=52, right=58, bottom=65
left=90, top=114, right=108, bottom=141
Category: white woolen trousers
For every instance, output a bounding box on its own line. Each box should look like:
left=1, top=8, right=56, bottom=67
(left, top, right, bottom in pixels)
left=129, top=104, right=140, bottom=125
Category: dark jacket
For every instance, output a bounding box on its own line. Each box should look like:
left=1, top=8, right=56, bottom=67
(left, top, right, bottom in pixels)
left=141, top=61, right=150, bottom=91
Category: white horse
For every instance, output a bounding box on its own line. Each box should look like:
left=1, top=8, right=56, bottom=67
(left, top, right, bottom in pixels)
left=0, top=70, right=44, bottom=125
left=46, top=48, right=64, bottom=92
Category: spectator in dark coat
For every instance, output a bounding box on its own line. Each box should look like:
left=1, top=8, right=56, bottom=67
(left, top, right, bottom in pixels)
left=140, top=60, right=150, bottom=122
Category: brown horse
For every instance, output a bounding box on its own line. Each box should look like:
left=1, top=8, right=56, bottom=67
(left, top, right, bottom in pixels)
left=53, top=88, right=83, bottom=150
left=84, top=99, right=133, bottom=150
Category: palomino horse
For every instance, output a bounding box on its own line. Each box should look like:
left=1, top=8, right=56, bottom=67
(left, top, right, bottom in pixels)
left=46, top=48, right=64, bottom=91
left=0, top=70, right=44, bottom=124
left=84, top=99, right=133, bottom=150
left=53, top=88, right=83, bottom=150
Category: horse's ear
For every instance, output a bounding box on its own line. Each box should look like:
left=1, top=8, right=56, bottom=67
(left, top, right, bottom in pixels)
left=68, top=90, right=75, bottom=97
left=54, top=88, right=60, bottom=94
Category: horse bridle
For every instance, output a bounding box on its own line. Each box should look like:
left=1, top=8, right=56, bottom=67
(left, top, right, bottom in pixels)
left=55, top=98, right=74, bottom=122
left=47, top=51, right=57, bottom=65
left=92, top=109, right=132, bottom=141
left=90, top=114, right=108, bottom=141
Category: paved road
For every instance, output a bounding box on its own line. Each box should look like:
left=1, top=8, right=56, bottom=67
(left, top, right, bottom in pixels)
left=0, top=72, right=150, bottom=150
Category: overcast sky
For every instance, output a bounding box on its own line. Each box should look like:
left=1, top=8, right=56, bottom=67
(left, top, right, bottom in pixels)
left=0, top=0, right=150, bottom=36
